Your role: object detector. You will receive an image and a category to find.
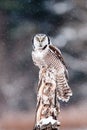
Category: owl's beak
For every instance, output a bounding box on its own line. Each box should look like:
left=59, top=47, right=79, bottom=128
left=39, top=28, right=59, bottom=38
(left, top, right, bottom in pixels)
left=39, top=43, right=42, bottom=47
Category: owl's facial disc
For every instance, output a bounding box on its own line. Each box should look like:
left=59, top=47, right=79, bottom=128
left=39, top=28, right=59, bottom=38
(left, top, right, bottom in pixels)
left=33, top=34, right=50, bottom=50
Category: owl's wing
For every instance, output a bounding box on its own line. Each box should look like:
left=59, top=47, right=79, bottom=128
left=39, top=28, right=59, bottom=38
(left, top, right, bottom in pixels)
left=49, top=45, right=72, bottom=102
left=56, top=72, right=72, bottom=102
left=49, top=45, right=68, bottom=80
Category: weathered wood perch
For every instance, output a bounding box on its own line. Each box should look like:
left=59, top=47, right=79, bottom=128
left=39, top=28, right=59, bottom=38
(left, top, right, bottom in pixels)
left=34, top=67, right=60, bottom=130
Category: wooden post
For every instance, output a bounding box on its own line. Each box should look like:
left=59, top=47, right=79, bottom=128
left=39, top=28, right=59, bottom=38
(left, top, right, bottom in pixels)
left=34, top=67, right=60, bottom=130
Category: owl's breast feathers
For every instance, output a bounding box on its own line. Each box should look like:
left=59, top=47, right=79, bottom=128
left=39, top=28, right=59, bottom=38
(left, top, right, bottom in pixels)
left=32, top=45, right=68, bottom=76
left=32, top=47, right=48, bottom=68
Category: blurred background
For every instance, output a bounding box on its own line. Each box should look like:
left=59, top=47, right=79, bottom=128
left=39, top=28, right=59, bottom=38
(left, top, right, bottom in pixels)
left=0, top=0, right=87, bottom=130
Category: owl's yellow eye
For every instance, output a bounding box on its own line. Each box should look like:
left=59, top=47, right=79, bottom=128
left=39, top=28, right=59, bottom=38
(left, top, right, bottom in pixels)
left=36, top=37, right=40, bottom=42
left=41, top=36, right=46, bottom=42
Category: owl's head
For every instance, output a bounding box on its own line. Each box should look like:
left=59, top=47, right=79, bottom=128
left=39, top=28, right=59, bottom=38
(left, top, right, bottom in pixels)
left=32, top=34, right=51, bottom=50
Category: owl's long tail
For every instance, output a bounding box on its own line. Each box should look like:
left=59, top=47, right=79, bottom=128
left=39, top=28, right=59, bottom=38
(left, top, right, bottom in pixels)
left=56, top=73, right=72, bottom=102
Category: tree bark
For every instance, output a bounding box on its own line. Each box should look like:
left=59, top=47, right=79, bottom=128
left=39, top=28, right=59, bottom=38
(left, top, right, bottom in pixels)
left=34, top=67, right=60, bottom=130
